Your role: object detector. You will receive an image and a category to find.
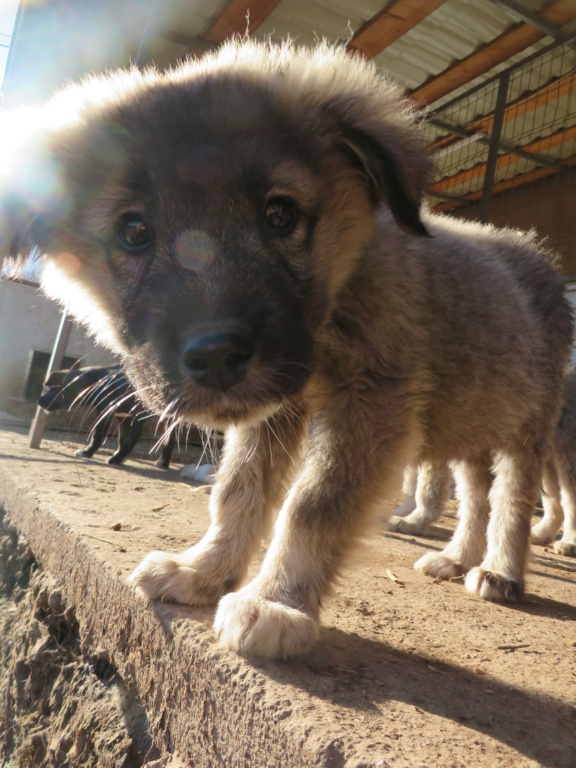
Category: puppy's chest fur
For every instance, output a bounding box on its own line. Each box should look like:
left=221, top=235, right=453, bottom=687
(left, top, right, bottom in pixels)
left=310, top=260, right=430, bottom=400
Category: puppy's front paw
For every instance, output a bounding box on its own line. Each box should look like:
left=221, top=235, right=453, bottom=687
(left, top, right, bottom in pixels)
left=128, top=550, right=223, bottom=606
left=214, top=585, right=319, bottom=659
left=465, top=567, right=523, bottom=602
left=414, top=551, right=465, bottom=580
left=554, top=540, right=576, bottom=557
left=388, top=514, right=430, bottom=536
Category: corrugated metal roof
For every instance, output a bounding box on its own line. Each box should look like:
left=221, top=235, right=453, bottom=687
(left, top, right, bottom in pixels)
left=4, top=0, right=575, bottom=217
left=144, top=0, right=573, bottom=102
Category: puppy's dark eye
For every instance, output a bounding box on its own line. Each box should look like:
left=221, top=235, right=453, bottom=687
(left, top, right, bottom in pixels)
left=263, top=197, right=297, bottom=234
left=118, top=214, right=152, bottom=251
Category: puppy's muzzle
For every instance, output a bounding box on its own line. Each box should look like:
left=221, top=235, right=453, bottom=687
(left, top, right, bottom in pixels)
left=181, top=330, right=254, bottom=391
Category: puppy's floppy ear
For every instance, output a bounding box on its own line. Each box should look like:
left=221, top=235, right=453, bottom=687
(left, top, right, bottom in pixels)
left=304, top=55, right=435, bottom=237
left=340, top=125, right=430, bottom=236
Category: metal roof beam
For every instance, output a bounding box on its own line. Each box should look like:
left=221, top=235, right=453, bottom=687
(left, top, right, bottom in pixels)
left=429, top=117, right=561, bottom=168
left=203, top=0, right=281, bottom=44
left=409, top=0, right=576, bottom=105
left=487, top=0, right=571, bottom=40
left=431, top=152, right=576, bottom=212
left=430, top=125, right=576, bottom=198
left=347, top=0, right=448, bottom=59
left=157, top=28, right=215, bottom=54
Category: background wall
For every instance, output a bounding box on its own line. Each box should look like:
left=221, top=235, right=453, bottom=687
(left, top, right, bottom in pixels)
left=453, top=174, right=576, bottom=277
left=0, top=278, right=116, bottom=422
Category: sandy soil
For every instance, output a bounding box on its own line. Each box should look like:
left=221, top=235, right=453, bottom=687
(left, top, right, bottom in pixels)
left=1, top=425, right=575, bottom=767
left=0, top=510, right=166, bottom=768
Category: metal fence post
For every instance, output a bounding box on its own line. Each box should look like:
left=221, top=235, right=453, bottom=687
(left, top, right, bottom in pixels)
left=479, top=71, right=510, bottom=224
left=28, top=311, right=74, bottom=448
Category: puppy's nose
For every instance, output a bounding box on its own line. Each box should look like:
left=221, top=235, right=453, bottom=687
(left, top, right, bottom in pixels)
left=181, top=331, right=254, bottom=390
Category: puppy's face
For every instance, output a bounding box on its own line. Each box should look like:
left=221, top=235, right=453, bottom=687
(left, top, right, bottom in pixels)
left=3, top=46, right=431, bottom=428
left=33, top=82, right=374, bottom=427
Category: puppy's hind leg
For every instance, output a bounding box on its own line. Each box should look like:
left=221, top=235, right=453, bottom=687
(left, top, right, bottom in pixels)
left=466, top=446, right=541, bottom=601
left=415, top=457, right=491, bottom=580
left=531, top=458, right=563, bottom=545
left=389, top=464, right=418, bottom=518
left=128, top=404, right=306, bottom=606
left=388, top=461, right=451, bottom=535
left=550, top=419, right=576, bottom=557
left=555, top=471, right=576, bottom=557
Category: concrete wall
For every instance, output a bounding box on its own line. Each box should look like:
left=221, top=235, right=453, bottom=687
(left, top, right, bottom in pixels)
left=0, top=278, right=116, bottom=421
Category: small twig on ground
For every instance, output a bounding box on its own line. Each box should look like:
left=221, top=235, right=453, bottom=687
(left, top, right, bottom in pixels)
left=496, top=643, right=530, bottom=652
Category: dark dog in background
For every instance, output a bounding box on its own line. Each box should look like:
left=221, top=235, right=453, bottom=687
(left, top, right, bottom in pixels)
left=38, top=365, right=175, bottom=467
left=1, top=40, right=572, bottom=659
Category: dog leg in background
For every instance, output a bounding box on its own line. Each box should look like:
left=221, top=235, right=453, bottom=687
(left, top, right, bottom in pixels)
left=109, top=417, right=143, bottom=465
left=388, top=462, right=451, bottom=535
left=531, top=458, right=564, bottom=545
left=155, top=431, right=175, bottom=469
left=415, top=457, right=492, bottom=580
left=553, top=441, right=576, bottom=557
left=465, top=446, right=543, bottom=600
left=546, top=368, right=576, bottom=557
left=214, top=405, right=416, bottom=659
left=556, top=482, right=576, bottom=557
left=129, top=405, right=306, bottom=606
left=389, top=464, right=418, bottom=518
left=529, top=457, right=576, bottom=556
left=75, top=414, right=113, bottom=459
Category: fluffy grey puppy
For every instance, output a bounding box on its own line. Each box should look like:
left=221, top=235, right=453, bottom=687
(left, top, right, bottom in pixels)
left=0, top=40, right=572, bottom=658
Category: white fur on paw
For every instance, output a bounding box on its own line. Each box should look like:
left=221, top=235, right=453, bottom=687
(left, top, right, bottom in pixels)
left=465, top=567, right=523, bottom=602
left=530, top=521, right=555, bottom=546
left=391, top=497, right=416, bottom=518
left=214, top=588, right=319, bottom=659
left=414, top=551, right=465, bottom=580
left=554, top=540, right=576, bottom=558
left=179, top=463, right=216, bottom=483
left=128, top=551, right=216, bottom=606
left=388, top=514, right=430, bottom=536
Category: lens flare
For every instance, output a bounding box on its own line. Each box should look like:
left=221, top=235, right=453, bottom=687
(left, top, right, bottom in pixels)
left=56, top=251, right=81, bottom=275
left=175, top=229, right=215, bottom=270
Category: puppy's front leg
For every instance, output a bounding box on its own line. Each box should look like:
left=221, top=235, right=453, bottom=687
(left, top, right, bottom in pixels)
left=215, top=421, right=413, bottom=659
left=128, top=406, right=306, bottom=605
left=75, top=415, right=111, bottom=458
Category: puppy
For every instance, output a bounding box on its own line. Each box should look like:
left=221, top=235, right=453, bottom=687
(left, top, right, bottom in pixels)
left=39, top=365, right=175, bottom=467
left=391, top=368, right=576, bottom=559
left=0, top=40, right=572, bottom=658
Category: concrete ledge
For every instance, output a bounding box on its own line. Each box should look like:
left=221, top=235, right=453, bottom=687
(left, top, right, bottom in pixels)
left=1, top=426, right=576, bottom=767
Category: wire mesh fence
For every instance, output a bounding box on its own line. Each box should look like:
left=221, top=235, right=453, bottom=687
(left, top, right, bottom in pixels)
left=425, top=40, right=576, bottom=275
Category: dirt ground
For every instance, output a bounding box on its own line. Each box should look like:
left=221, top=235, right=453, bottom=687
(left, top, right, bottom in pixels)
left=0, top=515, right=163, bottom=768
left=1, top=425, right=576, bottom=767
